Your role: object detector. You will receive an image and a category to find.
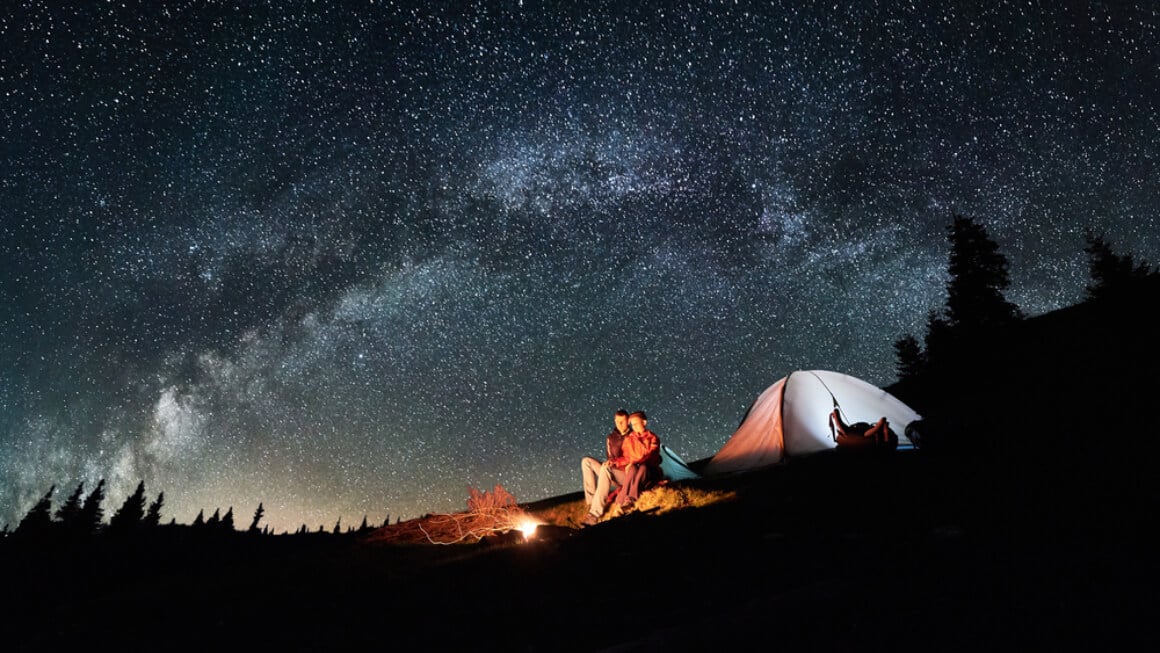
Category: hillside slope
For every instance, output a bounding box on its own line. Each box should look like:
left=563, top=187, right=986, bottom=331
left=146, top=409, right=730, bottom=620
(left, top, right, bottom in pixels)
left=4, top=447, right=1155, bottom=652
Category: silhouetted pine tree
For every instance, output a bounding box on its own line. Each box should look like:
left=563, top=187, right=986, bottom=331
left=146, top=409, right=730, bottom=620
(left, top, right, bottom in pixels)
left=359, top=515, right=369, bottom=533
left=220, top=507, right=235, bottom=532
left=944, top=214, right=1022, bottom=334
left=922, top=310, right=953, bottom=360
left=55, top=482, right=85, bottom=529
left=893, top=334, right=926, bottom=382
left=192, top=509, right=205, bottom=527
left=896, top=217, right=1021, bottom=387
left=143, top=492, right=164, bottom=528
left=1084, top=230, right=1156, bottom=301
left=333, top=518, right=341, bottom=534
left=15, top=485, right=55, bottom=536
left=109, top=481, right=147, bottom=533
left=889, top=216, right=1023, bottom=444
left=206, top=508, right=221, bottom=528
left=249, top=503, right=265, bottom=533
left=78, top=479, right=107, bottom=534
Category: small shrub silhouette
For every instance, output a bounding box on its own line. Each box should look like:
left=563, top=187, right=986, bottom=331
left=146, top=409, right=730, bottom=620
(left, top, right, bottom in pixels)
left=466, top=484, right=518, bottom=513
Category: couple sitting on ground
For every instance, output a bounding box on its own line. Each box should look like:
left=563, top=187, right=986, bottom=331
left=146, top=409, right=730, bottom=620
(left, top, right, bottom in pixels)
left=579, top=409, right=662, bottom=527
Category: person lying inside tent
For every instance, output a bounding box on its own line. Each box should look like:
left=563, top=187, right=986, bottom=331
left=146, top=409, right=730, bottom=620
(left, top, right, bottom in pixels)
left=829, top=408, right=898, bottom=451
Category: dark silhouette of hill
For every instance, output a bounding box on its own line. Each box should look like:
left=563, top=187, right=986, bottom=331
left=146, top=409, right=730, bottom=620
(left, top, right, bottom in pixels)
left=889, top=275, right=1160, bottom=510
left=3, top=281, right=1157, bottom=652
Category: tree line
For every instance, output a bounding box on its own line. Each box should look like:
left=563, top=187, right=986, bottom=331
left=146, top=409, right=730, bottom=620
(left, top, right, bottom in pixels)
left=893, top=215, right=1156, bottom=385
left=2, top=477, right=389, bottom=540
left=890, top=214, right=1156, bottom=452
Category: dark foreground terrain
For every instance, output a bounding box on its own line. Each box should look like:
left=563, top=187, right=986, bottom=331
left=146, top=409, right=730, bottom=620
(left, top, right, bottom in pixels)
left=4, top=447, right=1157, bottom=652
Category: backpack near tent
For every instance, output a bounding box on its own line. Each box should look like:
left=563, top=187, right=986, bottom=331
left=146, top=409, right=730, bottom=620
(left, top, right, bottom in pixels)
left=703, top=370, right=921, bottom=476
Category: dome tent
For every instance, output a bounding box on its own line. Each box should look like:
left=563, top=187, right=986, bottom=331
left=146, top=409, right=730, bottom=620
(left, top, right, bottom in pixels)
left=703, top=370, right=921, bottom=476
left=659, top=444, right=699, bottom=481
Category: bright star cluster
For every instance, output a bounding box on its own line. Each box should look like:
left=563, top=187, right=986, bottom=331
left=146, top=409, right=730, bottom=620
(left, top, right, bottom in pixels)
left=2, top=1, right=1157, bottom=533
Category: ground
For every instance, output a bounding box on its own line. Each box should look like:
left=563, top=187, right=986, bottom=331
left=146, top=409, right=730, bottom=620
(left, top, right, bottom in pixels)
left=6, top=448, right=1154, bottom=652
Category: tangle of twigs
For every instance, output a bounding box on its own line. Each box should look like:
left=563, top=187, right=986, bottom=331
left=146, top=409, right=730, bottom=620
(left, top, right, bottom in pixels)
left=413, top=485, right=536, bottom=545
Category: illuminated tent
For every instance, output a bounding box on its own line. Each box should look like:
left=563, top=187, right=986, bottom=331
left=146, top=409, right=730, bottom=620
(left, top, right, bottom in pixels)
left=659, top=444, right=699, bottom=481
left=703, top=370, right=921, bottom=475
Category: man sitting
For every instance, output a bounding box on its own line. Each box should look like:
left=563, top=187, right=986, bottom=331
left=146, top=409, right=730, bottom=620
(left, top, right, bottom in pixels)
left=579, top=410, right=631, bottom=527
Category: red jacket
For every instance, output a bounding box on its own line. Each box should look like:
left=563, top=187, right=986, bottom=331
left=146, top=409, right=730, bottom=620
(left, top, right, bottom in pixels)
left=612, top=429, right=661, bottom=468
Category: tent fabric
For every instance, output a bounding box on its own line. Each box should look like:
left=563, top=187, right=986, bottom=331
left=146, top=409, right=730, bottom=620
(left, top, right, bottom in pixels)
left=703, top=370, right=921, bottom=475
left=659, top=444, right=699, bottom=481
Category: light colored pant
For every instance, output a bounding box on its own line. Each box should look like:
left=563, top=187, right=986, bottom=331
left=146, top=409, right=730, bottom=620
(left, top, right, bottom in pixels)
left=581, top=456, right=625, bottom=518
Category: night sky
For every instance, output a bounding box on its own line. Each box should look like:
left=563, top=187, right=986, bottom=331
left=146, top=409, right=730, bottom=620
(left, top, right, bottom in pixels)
left=3, top=1, right=1157, bottom=533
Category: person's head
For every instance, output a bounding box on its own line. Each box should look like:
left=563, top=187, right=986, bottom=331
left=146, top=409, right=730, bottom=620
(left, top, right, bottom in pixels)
left=628, top=411, right=648, bottom=433
left=614, top=409, right=630, bottom=433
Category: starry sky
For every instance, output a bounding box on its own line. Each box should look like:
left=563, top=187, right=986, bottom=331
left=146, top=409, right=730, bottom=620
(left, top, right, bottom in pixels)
left=2, top=1, right=1157, bottom=534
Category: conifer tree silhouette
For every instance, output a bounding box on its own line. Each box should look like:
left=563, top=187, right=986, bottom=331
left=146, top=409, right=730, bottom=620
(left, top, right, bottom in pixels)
left=109, top=481, right=147, bottom=533
left=143, top=492, right=164, bottom=528
left=922, top=309, right=954, bottom=366
left=333, top=518, right=342, bottom=534
left=1084, top=231, right=1156, bottom=301
left=249, top=503, right=265, bottom=533
left=892, top=334, right=926, bottom=382
left=359, top=515, right=369, bottom=533
left=221, top=507, right=235, bottom=532
left=206, top=508, right=221, bottom=528
left=55, top=482, right=85, bottom=528
left=192, top=509, right=205, bottom=527
left=893, top=216, right=1022, bottom=389
left=78, top=479, right=107, bottom=534
left=16, top=485, right=55, bottom=536
left=944, top=214, right=1022, bottom=334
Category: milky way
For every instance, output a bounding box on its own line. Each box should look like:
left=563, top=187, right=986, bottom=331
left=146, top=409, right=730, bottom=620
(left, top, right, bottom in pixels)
left=3, top=1, right=1157, bottom=533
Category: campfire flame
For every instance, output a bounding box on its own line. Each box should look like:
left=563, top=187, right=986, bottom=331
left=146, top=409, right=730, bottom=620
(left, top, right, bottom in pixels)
left=516, top=518, right=540, bottom=540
